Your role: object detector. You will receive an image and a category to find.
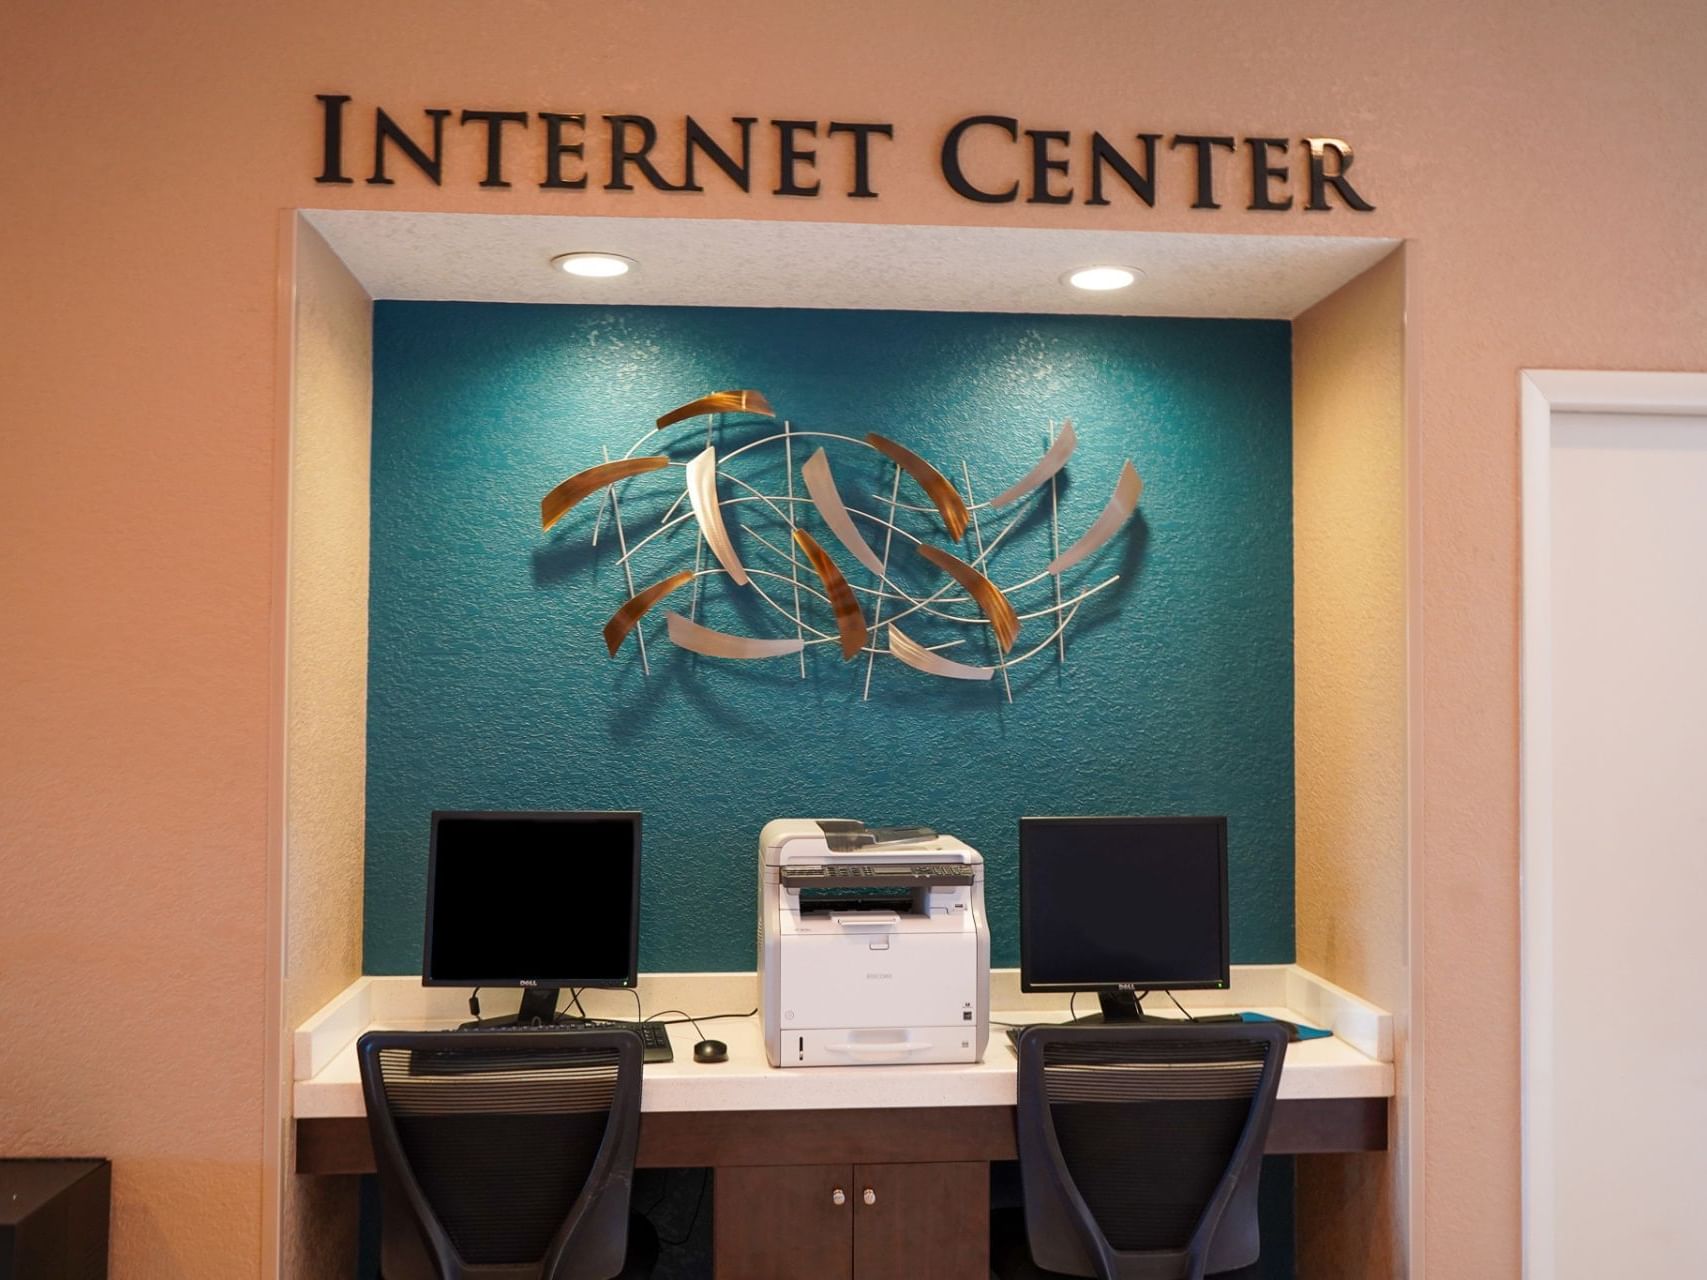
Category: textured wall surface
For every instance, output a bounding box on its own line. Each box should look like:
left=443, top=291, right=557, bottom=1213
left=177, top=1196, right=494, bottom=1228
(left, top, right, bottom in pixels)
left=1293, top=251, right=1407, bottom=1010
left=278, top=220, right=370, bottom=1277
left=363, top=303, right=1294, bottom=974
left=9, top=0, right=1707, bottom=1271
left=1291, top=251, right=1409, bottom=1277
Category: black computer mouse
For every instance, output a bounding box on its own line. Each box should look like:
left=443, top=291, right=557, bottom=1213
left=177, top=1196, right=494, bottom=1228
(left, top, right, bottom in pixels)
left=693, top=1038, right=728, bottom=1064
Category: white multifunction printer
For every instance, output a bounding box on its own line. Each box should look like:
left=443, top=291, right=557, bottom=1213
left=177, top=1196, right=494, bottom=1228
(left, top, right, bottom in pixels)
left=759, top=819, right=991, bottom=1067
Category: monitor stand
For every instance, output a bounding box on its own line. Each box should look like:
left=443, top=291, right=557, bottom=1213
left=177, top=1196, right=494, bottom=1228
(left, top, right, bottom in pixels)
left=1065, top=989, right=1178, bottom=1025
left=458, top=986, right=566, bottom=1030
left=1068, top=989, right=1245, bottom=1027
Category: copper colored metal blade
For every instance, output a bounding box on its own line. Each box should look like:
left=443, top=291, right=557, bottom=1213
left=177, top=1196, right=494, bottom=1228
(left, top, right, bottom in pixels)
left=1046, top=459, right=1143, bottom=575
left=655, top=389, right=775, bottom=430
left=888, top=624, right=995, bottom=681
left=792, top=529, right=869, bottom=660
left=865, top=433, right=970, bottom=540
left=915, top=543, right=1022, bottom=653
left=990, top=420, right=1077, bottom=508
left=602, top=570, right=695, bottom=657
left=665, top=611, right=805, bottom=660
left=541, top=455, right=670, bottom=530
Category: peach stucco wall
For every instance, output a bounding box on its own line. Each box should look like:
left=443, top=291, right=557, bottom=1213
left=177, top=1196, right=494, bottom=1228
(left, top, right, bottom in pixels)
left=1293, top=249, right=1409, bottom=1277
left=1294, top=249, right=1409, bottom=1017
left=5, top=1, right=1707, bottom=1274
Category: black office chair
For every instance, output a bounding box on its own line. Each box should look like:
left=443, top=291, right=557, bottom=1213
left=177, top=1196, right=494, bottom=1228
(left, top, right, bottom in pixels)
left=357, top=1028, right=658, bottom=1280
left=993, top=1023, right=1289, bottom=1280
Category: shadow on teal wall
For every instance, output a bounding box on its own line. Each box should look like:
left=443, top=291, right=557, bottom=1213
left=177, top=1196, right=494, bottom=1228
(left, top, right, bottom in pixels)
left=364, top=303, right=1293, bottom=974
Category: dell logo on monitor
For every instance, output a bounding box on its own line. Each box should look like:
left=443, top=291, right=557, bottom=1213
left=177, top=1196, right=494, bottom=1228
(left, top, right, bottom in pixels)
left=519, top=979, right=538, bottom=987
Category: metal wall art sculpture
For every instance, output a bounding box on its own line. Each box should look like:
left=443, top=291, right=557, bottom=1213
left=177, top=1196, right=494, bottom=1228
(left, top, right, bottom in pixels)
left=537, top=390, right=1145, bottom=701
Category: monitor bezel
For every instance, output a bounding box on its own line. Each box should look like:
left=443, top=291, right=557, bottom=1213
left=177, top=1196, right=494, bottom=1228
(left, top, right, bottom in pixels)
left=1018, top=814, right=1231, bottom=994
left=421, top=808, right=642, bottom=990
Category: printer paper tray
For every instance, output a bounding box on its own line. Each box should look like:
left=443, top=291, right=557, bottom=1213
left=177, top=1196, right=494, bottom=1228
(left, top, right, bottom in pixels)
left=780, top=1025, right=981, bottom=1067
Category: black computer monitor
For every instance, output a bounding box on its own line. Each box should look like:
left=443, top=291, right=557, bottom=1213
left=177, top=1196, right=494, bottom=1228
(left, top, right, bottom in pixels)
left=1019, top=815, right=1230, bottom=1024
left=423, top=809, right=641, bottom=1026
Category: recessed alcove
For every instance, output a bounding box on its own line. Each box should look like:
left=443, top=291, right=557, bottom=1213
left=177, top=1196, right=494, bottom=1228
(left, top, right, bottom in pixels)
left=275, top=209, right=1408, bottom=1277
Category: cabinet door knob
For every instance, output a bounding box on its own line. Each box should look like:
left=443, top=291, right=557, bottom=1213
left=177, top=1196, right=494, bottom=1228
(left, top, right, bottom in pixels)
left=862, top=1187, right=877, bottom=1206
left=831, top=1187, right=846, bottom=1206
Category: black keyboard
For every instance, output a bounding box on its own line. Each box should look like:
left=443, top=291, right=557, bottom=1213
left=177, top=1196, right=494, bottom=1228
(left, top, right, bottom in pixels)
left=461, top=1019, right=674, bottom=1062
left=1004, top=1016, right=1300, bottom=1048
left=571, top=1019, right=674, bottom=1062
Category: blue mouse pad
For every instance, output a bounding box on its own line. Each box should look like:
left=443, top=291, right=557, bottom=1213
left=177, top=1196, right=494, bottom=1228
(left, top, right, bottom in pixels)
left=1239, top=1011, right=1332, bottom=1040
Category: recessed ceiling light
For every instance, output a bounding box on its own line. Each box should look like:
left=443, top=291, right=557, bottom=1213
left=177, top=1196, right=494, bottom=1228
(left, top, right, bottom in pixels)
left=1063, top=265, right=1140, bottom=292
left=552, top=252, right=636, bottom=279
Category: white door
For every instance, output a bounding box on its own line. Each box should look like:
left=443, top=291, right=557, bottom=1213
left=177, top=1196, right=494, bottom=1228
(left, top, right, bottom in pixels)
left=1522, top=374, right=1707, bottom=1278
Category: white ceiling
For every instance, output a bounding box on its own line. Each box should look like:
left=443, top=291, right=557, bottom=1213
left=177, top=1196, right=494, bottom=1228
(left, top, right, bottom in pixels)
left=305, top=210, right=1397, bottom=321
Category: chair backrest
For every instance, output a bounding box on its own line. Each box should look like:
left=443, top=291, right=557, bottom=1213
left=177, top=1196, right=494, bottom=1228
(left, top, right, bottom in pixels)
left=357, top=1028, right=643, bottom=1280
left=1014, top=1023, right=1288, bottom=1280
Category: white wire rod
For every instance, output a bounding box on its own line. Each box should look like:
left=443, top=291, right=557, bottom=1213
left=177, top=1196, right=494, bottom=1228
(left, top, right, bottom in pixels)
left=739, top=523, right=1117, bottom=625
left=672, top=567, right=965, bottom=656
left=1003, top=600, right=1087, bottom=669
left=610, top=474, right=1059, bottom=659
left=744, top=471, right=1037, bottom=603
left=874, top=485, right=1042, bottom=516
left=657, top=488, right=689, bottom=526
left=604, top=445, right=649, bottom=676
left=618, top=487, right=1064, bottom=620
left=963, top=459, right=1013, bottom=703
left=863, top=465, right=904, bottom=701
left=612, top=416, right=1008, bottom=514
left=599, top=457, right=688, bottom=544
left=658, top=486, right=1041, bottom=633
left=597, top=423, right=663, bottom=542
left=610, top=462, right=1033, bottom=590
left=704, top=566, right=835, bottom=642
left=782, top=420, right=807, bottom=678
left=592, top=486, right=610, bottom=546
left=1048, top=420, right=1065, bottom=664
left=716, top=429, right=1002, bottom=510
left=741, top=525, right=978, bottom=621
left=614, top=478, right=940, bottom=582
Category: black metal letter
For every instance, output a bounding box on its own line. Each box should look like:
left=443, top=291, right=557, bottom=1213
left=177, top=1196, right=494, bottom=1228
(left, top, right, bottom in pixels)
left=1247, top=137, right=1292, bottom=211
left=460, top=110, right=529, bottom=189
left=1305, top=137, right=1375, bottom=212
left=539, top=113, right=588, bottom=190
left=605, top=115, right=688, bottom=192
left=772, top=120, right=821, bottom=196
left=1169, top=134, right=1236, bottom=209
left=1086, top=132, right=1159, bottom=207
left=367, top=108, right=452, bottom=186
left=1025, top=129, right=1072, bottom=205
left=940, top=115, right=1020, bottom=203
left=316, top=94, right=352, bottom=184
left=827, top=121, right=894, bottom=198
left=683, top=116, right=756, bottom=192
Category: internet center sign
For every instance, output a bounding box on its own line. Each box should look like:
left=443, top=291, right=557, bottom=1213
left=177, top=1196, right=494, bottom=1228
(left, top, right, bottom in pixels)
left=314, top=96, right=1375, bottom=213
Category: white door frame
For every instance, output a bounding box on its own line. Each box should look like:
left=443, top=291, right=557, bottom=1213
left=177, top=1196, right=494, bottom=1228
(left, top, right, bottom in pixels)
left=1518, top=369, right=1707, bottom=1280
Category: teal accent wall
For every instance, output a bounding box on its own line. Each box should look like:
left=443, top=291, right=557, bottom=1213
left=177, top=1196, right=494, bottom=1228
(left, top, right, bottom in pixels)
left=364, top=303, right=1294, bottom=974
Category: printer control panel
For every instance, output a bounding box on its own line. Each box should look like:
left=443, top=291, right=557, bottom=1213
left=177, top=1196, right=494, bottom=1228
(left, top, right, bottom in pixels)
left=780, top=864, right=976, bottom=889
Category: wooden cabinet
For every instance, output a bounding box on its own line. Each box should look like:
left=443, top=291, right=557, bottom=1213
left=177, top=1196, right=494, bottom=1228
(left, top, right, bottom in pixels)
left=850, top=1161, right=987, bottom=1280
left=713, top=1161, right=987, bottom=1280
left=715, top=1163, right=854, bottom=1280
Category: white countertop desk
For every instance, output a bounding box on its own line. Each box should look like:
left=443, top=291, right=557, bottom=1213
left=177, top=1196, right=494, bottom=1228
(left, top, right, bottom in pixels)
left=294, top=965, right=1393, bottom=1174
